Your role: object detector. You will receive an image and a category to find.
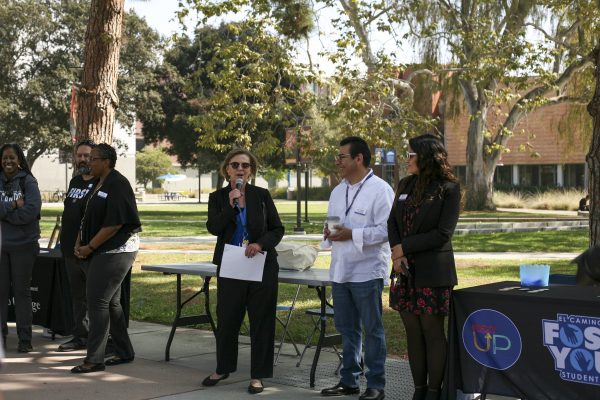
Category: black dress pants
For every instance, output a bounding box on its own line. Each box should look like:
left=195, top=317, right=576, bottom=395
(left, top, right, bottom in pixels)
left=215, top=264, right=278, bottom=379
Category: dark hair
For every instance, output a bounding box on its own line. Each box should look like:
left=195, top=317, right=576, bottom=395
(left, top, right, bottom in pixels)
left=405, top=133, right=458, bottom=205
left=340, top=136, right=371, bottom=167
left=0, top=143, right=32, bottom=176
left=94, top=143, right=117, bottom=169
left=75, top=139, right=96, bottom=151
left=220, top=148, right=258, bottom=180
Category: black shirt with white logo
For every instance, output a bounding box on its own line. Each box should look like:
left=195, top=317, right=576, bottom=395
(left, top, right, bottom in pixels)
left=60, top=174, right=98, bottom=252
left=80, top=169, right=141, bottom=253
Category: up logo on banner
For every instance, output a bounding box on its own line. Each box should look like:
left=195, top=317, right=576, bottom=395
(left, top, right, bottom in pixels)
left=462, top=309, right=522, bottom=370
left=542, top=314, right=600, bottom=386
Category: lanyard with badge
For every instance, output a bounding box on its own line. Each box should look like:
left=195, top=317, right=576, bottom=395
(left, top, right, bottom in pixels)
left=236, top=204, right=249, bottom=247
left=345, top=171, right=374, bottom=216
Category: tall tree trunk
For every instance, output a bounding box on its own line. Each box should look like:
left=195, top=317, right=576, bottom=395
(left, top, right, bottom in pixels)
left=587, top=44, right=600, bottom=246
left=76, top=0, right=125, bottom=144
left=464, top=115, right=496, bottom=210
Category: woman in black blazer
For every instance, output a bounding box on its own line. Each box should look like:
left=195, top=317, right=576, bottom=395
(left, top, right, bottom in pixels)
left=387, top=134, right=461, bottom=400
left=202, top=148, right=284, bottom=394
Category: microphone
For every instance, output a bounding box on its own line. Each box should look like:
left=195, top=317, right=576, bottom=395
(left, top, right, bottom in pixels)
left=233, top=178, right=243, bottom=206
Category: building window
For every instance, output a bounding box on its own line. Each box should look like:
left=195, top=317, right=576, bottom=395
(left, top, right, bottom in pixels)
left=540, top=165, right=557, bottom=187
left=455, top=166, right=466, bottom=183
left=519, top=165, right=540, bottom=187
left=563, top=164, right=585, bottom=188
left=494, top=165, right=513, bottom=186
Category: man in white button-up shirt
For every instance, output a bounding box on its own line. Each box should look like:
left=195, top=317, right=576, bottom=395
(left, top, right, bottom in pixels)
left=320, top=137, right=394, bottom=400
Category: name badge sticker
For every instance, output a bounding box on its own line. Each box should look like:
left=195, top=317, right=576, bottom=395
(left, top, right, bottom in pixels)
left=97, top=191, right=108, bottom=199
left=354, top=208, right=367, bottom=216
left=398, top=194, right=408, bottom=201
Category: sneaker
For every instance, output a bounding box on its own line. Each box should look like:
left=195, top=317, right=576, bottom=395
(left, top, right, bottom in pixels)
left=18, top=341, right=33, bottom=353
left=58, top=338, right=87, bottom=352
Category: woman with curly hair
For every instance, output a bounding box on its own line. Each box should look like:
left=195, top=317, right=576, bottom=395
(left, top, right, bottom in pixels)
left=387, top=134, right=461, bottom=400
left=0, top=143, right=42, bottom=353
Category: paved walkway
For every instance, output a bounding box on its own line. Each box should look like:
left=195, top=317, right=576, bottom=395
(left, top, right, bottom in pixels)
left=1, top=321, right=510, bottom=400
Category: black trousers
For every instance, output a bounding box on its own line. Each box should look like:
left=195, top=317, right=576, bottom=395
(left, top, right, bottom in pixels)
left=63, top=254, right=89, bottom=341
left=215, top=264, right=278, bottom=379
left=0, top=242, right=39, bottom=343
left=85, top=252, right=136, bottom=364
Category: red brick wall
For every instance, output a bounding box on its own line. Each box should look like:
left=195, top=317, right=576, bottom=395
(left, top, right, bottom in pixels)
left=445, top=99, right=590, bottom=167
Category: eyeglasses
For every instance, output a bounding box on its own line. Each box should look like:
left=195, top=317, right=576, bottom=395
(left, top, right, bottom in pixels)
left=89, top=156, right=106, bottom=162
left=406, top=152, right=417, bottom=160
left=335, top=153, right=352, bottom=161
left=229, top=162, right=251, bottom=169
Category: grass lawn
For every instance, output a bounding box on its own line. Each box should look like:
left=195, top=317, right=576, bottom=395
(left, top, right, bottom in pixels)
left=40, top=202, right=586, bottom=237
left=41, top=202, right=587, bottom=358
left=131, top=253, right=577, bottom=359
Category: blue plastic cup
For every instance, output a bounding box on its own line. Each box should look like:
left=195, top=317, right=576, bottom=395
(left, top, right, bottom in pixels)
left=520, top=264, right=550, bottom=287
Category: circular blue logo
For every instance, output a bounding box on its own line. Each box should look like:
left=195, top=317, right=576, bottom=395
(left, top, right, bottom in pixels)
left=559, top=324, right=584, bottom=348
left=462, top=309, right=522, bottom=370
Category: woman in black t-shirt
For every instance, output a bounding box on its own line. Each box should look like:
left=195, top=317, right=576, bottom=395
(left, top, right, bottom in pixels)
left=70, top=144, right=141, bottom=374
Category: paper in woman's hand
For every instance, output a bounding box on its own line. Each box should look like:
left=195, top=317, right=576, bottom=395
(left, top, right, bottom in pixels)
left=220, top=244, right=266, bottom=281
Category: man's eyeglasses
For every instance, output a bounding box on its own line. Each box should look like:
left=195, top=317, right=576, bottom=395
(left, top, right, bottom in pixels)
left=406, top=152, right=417, bottom=160
left=89, top=156, right=106, bottom=162
left=229, top=162, right=251, bottom=169
left=335, top=153, right=352, bottom=161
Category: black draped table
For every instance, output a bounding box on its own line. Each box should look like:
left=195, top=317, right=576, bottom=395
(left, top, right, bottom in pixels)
left=7, top=249, right=73, bottom=335
left=8, top=249, right=132, bottom=337
left=445, top=281, right=600, bottom=400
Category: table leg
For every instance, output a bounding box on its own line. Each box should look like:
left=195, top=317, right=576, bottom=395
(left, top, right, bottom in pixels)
left=310, top=285, right=327, bottom=388
left=165, top=274, right=183, bottom=361
left=164, top=274, right=216, bottom=361
left=204, top=276, right=216, bottom=335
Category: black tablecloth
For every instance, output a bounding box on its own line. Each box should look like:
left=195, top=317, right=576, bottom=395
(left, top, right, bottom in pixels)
left=7, top=250, right=73, bottom=335
left=445, top=281, right=600, bottom=400
left=8, top=249, right=131, bottom=335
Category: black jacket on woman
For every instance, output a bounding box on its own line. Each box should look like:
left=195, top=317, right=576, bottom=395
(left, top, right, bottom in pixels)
left=207, top=184, right=284, bottom=274
left=388, top=175, right=461, bottom=288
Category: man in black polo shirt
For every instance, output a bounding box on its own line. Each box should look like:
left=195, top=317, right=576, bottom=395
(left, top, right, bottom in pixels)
left=57, top=140, right=97, bottom=352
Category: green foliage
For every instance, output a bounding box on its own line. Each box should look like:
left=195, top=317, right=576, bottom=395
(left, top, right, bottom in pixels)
left=269, top=185, right=332, bottom=200
left=0, top=0, right=161, bottom=166
left=135, top=147, right=173, bottom=187
left=137, top=21, right=313, bottom=173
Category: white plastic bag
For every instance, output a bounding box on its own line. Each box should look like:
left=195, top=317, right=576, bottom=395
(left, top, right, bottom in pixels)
left=276, top=242, right=318, bottom=271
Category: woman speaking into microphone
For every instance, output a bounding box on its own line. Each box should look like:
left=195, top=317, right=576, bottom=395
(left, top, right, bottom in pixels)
left=203, top=148, right=284, bottom=394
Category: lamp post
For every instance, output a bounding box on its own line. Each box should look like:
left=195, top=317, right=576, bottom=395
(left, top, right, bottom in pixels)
left=293, top=139, right=305, bottom=233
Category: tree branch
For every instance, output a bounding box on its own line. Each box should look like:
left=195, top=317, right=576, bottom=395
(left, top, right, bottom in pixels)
left=524, top=22, right=581, bottom=55
left=495, top=52, right=594, bottom=147
left=338, top=0, right=376, bottom=70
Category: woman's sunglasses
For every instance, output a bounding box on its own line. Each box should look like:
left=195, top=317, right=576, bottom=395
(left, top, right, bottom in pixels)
left=229, top=162, right=251, bottom=169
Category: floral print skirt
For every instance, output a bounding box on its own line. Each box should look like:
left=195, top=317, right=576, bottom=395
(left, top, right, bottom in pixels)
left=389, top=274, right=451, bottom=316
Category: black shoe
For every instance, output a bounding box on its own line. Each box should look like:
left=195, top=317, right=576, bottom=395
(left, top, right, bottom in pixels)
left=105, top=356, right=134, bottom=366
left=17, top=341, right=33, bottom=353
left=412, top=386, right=427, bottom=400
left=248, top=380, right=264, bottom=394
left=423, top=389, right=439, bottom=400
left=58, top=338, right=87, bottom=352
left=71, top=363, right=105, bottom=373
left=359, top=388, right=385, bottom=400
left=201, top=373, right=230, bottom=387
left=321, top=382, right=360, bottom=396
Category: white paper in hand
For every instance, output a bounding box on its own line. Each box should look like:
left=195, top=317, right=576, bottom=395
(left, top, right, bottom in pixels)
left=220, top=244, right=266, bottom=282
